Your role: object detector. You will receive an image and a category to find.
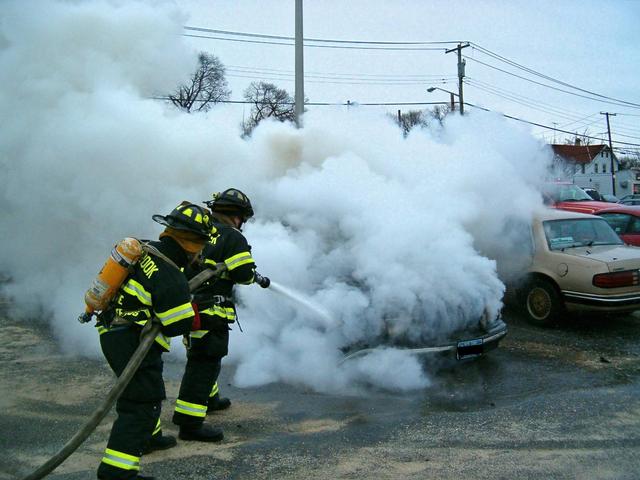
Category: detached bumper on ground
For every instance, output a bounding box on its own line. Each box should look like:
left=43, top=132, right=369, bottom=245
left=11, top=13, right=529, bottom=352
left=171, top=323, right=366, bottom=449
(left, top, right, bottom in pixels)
left=342, top=318, right=508, bottom=362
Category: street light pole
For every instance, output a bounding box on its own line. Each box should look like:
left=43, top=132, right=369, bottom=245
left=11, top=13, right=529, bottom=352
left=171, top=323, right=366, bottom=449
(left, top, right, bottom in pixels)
left=294, top=0, right=304, bottom=128
left=427, top=86, right=458, bottom=112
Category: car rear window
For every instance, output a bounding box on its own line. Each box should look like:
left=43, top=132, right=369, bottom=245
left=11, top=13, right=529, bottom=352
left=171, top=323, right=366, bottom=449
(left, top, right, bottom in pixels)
left=544, top=184, right=592, bottom=203
left=543, top=218, right=623, bottom=250
left=599, top=213, right=631, bottom=235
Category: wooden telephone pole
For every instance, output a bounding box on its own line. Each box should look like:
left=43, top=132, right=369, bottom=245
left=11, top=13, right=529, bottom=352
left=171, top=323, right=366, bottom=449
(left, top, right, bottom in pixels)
left=601, top=111, right=617, bottom=195
left=445, top=43, right=469, bottom=115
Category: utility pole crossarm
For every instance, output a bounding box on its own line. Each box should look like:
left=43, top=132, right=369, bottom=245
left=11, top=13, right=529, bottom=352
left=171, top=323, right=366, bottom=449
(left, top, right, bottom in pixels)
left=445, top=42, right=470, bottom=115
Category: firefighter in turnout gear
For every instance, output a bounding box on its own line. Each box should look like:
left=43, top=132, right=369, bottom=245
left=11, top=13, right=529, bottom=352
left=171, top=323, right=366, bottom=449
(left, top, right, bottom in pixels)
left=96, top=203, right=212, bottom=480
left=172, top=188, right=270, bottom=442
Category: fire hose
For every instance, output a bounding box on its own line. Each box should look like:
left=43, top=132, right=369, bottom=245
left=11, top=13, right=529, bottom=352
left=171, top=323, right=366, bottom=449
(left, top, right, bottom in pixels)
left=20, top=265, right=225, bottom=480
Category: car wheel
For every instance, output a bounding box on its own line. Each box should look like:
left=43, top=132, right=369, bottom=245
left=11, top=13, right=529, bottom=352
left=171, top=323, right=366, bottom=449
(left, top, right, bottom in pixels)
left=523, top=278, right=563, bottom=326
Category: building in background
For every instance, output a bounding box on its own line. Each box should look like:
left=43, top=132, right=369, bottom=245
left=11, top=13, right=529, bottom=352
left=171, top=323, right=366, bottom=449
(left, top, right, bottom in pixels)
left=550, top=141, right=638, bottom=197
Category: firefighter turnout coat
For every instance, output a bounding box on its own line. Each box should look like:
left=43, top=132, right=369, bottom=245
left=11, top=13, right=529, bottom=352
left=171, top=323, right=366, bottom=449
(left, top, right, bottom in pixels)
left=172, top=222, right=256, bottom=426
left=96, top=236, right=195, bottom=480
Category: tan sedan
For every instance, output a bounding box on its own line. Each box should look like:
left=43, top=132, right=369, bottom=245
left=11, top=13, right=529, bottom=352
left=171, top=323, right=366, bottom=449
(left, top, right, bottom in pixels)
left=506, top=208, right=640, bottom=325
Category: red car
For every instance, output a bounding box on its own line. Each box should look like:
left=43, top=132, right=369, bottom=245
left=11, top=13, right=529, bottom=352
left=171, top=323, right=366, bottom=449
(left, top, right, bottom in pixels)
left=596, top=205, right=640, bottom=247
left=543, top=182, right=613, bottom=214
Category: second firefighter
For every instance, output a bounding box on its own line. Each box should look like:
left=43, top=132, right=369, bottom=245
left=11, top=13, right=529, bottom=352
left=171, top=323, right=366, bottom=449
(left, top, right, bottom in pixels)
left=172, top=188, right=270, bottom=442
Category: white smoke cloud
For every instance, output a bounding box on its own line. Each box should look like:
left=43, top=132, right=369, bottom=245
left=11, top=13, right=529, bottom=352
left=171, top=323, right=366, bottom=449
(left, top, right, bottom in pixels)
left=0, top=0, right=552, bottom=392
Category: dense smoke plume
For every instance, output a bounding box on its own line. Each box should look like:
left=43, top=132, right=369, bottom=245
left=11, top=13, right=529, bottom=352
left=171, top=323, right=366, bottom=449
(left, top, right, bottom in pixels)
left=0, top=0, right=552, bottom=393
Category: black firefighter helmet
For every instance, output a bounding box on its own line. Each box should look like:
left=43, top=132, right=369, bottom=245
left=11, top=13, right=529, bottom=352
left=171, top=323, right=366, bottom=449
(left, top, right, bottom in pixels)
left=205, top=188, right=254, bottom=220
left=152, top=202, right=211, bottom=239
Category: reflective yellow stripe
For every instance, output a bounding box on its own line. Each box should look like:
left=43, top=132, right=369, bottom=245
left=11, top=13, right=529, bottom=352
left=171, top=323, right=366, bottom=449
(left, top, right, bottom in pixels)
left=97, top=325, right=108, bottom=335
left=122, top=279, right=152, bottom=306
left=129, top=319, right=172, bottom=351
left=116, top=308, right=151, bottom=320
left=224, top=251, right=254, bottom=271
left=101, top=448, right=140, bottom=471
left=175, top=399, right=207, bottom=418
left=201, top=305, right=236, bottom=321
left=209, top=382, right=219, bottom=397
left=154, top=332, right=170, bottom=350
left=190, top=330, right=209, bottom=339
left=153, top=419, right=161, bottom=435
left=156, top=303, right=194, bottom=326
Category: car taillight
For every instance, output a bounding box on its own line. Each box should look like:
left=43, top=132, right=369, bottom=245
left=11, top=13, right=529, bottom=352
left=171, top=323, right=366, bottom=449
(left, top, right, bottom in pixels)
left=592, top=270, right=640, bottom=288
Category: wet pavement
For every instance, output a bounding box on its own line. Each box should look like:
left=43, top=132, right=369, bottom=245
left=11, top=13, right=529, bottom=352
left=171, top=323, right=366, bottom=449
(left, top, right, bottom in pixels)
left=2, top=304, right=640, bottom=480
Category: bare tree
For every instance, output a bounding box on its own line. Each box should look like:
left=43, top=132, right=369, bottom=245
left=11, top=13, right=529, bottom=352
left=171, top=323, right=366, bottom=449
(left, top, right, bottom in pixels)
left=429, top=104, right=452, bottom=124
left=169, top=53, right=230, bottom=113
left=390, top=110, right=429, bottom=136
left=563, top=129, right=593, bottom=146
left=242, top=82, right=295, bottom=135
left=389, top=105, right=453, bottom=136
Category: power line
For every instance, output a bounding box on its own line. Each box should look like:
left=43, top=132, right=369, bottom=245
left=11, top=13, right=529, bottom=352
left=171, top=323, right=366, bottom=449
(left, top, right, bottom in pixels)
left=469, top=43, right=640, bottom=109
left=465, top=78, right=596, bottom=123
left=465, top=56, right=640, bottom=110
left=465, top=103, right=640, bottom=147
left=183, top=25, right=640, bottom=113
left=184, top=32, right=448, bottom=51
left=151, top=93, right=640, bottom=145
left=226, top=64, right=455, bottom=79
left=226, top=67, right=457, bottom=86
left=184, top=26, right=462, bottom=45
left=465, top=80, right=638, bottom=140
left=151, top=96, right=448, bottom=107
left=227, top=72, right=455, bottom=86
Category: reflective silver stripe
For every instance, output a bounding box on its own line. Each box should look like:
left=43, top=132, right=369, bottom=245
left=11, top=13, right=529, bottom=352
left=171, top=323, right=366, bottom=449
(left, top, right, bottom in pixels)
left=122, top=279, right=152, bottom=305
left=156, top=304, right=193, bottom=326
left=225, top=251, right=254, bottom=270
left=101, top=448, right=140, bottom=471
left=175, top=399, right=207, bottom=418
left=201, top=304, right=235, bottom=320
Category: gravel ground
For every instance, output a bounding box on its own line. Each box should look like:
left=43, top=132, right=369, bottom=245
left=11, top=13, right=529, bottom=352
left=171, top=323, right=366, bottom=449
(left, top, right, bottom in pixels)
left=2, top=301, right=640, bottom=480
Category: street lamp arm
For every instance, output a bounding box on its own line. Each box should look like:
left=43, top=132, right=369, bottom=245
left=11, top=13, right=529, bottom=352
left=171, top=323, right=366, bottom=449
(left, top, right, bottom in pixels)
left=426, top=86, right=459, bottom=97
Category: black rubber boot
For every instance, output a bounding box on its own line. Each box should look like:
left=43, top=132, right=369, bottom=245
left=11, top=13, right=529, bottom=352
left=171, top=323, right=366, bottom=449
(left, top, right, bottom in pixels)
left=179, top=423, right=224, bottom=442
left=207, top=394, right=231, bottom=412
left=142, top=433, right=177, bottom=454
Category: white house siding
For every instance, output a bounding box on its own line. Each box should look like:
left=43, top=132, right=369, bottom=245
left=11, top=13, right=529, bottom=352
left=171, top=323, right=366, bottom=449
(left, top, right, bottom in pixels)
left=573, top=169, right=640, bottom=197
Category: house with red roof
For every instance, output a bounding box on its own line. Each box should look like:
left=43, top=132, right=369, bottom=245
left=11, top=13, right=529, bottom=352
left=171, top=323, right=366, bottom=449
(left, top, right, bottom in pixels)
left=550, top=141, right=638, bottom=197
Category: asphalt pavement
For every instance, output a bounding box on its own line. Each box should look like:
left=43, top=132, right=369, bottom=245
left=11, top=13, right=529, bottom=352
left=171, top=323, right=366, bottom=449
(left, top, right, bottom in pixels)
left=2, top=304, right=640, bottom=480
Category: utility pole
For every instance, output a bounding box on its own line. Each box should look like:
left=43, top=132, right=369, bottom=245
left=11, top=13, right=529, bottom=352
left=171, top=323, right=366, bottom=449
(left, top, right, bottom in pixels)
left=601, top=111, right=617, bottom=195
left=294, top=0, right=304, bottom=128
left=445, top=42, right=469, bottom=115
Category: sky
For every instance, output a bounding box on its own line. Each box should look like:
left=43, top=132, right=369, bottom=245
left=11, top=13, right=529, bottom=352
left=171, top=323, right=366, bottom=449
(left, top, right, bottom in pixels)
left=0, top=0, right=600, bottom=394
left=180, top=0, right=640, bottom=152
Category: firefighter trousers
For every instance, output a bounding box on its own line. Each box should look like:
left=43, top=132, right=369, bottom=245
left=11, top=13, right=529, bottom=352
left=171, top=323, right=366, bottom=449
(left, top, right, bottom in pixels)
left=172, top=326, right=228, bottom=428
left=98, top=327, right=165, bottom=479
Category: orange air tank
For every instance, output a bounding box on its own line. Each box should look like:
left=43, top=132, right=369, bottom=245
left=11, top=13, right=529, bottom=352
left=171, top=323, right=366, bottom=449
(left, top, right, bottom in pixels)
left=84, top=237, right=143, bottom=313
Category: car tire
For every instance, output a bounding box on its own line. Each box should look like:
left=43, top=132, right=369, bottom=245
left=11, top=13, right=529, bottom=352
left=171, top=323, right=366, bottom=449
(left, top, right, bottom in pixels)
left=522, top=278, right=564, bottom=327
